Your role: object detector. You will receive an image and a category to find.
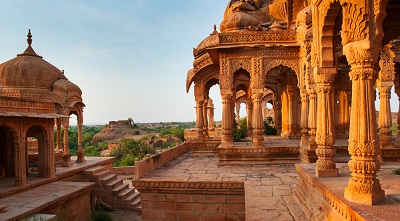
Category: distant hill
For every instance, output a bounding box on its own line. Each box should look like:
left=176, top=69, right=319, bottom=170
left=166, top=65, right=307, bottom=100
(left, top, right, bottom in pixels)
left=91, top=119, right=194, bottom=144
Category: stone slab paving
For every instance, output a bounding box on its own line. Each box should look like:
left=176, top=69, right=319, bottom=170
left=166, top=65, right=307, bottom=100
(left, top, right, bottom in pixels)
left=0, top=182, right=94, bottom=221
left=140, top=151, right=307, bottom=221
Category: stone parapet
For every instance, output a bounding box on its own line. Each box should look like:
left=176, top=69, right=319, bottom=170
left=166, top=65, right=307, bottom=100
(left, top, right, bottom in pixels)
left=218, top=146, right=300, bottom=165
left=134, top=142, right=192, bottom=179
left=191, top=141, right=221, bottom=157
left=294, top=163, right=400, bottom=221
left=133, top=180, right=245, bottom=221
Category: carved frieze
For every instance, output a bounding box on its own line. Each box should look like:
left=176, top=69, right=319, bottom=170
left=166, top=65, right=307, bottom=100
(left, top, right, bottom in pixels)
left=219, top=31, right=297, bottom=45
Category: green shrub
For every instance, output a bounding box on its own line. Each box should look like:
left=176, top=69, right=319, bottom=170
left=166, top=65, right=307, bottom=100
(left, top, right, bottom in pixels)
left=134, top=130, right=140, bottom=135
left=233, top=117, right=247, bottom=142
left=393, top=168, right=400, bottom=175
left=264, top=117, right=277, bottom=135
left=91, top=210, right=112, bottom=221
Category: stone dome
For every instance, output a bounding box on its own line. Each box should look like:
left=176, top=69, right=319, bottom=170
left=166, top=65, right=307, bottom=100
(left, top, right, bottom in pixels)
left=193, top=26, right=220, bottom=57
left=0, top=30, right=64, bottom=89
left=53, top=77, right=82, bottom=95
left=220, top=12, right=260, bottom=32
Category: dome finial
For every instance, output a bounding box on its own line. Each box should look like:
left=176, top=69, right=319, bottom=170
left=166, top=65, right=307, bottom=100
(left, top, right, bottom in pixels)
left=212, top=24, right=218, bottom=34
left=27, top=29, right=32, bottom=46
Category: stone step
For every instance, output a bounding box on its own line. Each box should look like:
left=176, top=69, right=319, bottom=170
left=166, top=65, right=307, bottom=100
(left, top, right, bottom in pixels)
left=93, top=170, right=111, bottom=180
left=130, top=197, right=141, bottom=208
left=82, top=166, right=105, bottom=175
left=105, top=178, right=123, bottom=190
left=99, top=174, right=118, bottom=185
left=123, top=191, right=140, bottom=202
left=112, top=183, right=129, bottom=194
left=118, top=187, right=136, bottom=198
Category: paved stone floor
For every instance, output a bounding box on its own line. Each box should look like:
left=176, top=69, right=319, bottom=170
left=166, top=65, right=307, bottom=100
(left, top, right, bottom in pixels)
left=0, top=182, right=94, bottom=221
left=139, top=151, right=308, bottom=221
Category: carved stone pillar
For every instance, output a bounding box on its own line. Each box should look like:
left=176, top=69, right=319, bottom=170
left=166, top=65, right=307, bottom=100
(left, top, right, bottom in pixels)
left=377, top=82, right=394, bottom=148
left=207, top=99, right=215, bottom=131
left=56, top=118, right=62, bottom=150
left=202, top=99, right=209, bottom=139
left=344, top=91, right=351, bottom=136
left=76, top=121, right=86, bottom=163
left=15, top=140, right=26, bottom=186
left=221, top=93, right=233, bottom=147
left=247, top=102, right=253, bottom=137
left=62, top=117, right=72, bottom=167
left=314, top=68, right=338, bottom=177
left=252, top=92, right=264, bottom=147
left=300, top=89, right=309, bottom=146
left=262, top=100, right=267, bottom=121
left=287, top=86, right=294, bottom=136
left=307, top=87, right=317, bottom=150
left=274, top=100, right=282, bottom=135
left=377, top=44, right=396, bottom=148
left=195, top=100, right=205, bottom=142
left=343, top=44, right=385, bottom=205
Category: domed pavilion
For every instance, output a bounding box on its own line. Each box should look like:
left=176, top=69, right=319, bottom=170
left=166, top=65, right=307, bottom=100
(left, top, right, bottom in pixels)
left=0, top=30, right=85, bottom=187
left=186, top=0, right=400, bottom=209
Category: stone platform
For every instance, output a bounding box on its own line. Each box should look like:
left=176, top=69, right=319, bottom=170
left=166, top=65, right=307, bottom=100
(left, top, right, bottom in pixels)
left=0, top=182, right=95, bottom=221
left=133, top=151, right=307, bottom=221
left=294, top=163, right=400, bottom=221
left=0, top=156, right=115, bottom=221
left=0, top=156, right=114, bottom=199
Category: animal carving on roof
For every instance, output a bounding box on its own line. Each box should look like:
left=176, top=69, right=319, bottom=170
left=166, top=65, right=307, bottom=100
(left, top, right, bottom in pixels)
left=220, top=0, right=307, bottom=32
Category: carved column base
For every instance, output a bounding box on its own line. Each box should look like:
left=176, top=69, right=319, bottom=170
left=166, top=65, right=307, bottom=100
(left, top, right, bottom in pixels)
left=247, top=127, right=253, bottom=137
left=195, top=130, right=205, bottom=142
left=76, top=149, right=86, bottom=163
left=221, top=129, right=233, bottom=148
left=315, top=146, right=338, bottom=177
left=62, top=153, right=72, bottom=167
left=300, top=133, right=309, bottom=147
left=344, top=178, right=385, bottom=205
left=315, top=163, right=338, bottom=177
left=252, top=129, right=264, bottom=147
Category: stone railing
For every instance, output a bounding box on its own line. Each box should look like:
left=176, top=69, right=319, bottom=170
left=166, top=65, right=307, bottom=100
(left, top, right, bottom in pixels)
left=184, top=128, right=222, bottom=141
left=134, top=142, right=192, bottom=179
left=112, top=166, right=135, bottom=175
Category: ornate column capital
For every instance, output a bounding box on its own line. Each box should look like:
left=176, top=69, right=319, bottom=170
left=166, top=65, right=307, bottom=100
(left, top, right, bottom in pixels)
left=251, top=93, right=263, bottom=102
left=314, top=67, right=336, bottom=85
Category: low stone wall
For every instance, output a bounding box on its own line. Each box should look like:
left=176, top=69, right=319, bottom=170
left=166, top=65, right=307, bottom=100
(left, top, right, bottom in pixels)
left=184, top=128, right=222, bottom=141
left=45, top=189, right=92, bottom=221
left=133, top=181, right=245, bottom=221
left=191, top=141, right=221, bottom=157
left=134, top=142, right=192, bottom=179
left=113, top=166, right=135, bottom=175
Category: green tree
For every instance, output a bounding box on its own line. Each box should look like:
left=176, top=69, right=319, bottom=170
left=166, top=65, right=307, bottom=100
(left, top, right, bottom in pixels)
left=264, top=116, right=277, bottom=135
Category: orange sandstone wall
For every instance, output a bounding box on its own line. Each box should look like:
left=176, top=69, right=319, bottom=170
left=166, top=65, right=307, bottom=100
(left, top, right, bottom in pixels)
left=140, top=191, right=245, bottom=221
left=134, top=142, right=192, bottom=179
left=45, top=191, right=92, bottom=221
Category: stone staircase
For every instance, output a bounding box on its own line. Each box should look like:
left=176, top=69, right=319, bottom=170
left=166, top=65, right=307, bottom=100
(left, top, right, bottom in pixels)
left=82, top=166, right=141, bottom=212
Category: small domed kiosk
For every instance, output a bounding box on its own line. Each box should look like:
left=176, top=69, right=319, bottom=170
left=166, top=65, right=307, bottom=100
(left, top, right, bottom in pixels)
left=0, top=30, right=85, bottom=187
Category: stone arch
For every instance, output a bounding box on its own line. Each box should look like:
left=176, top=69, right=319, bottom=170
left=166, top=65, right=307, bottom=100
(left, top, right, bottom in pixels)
left=318, top=0, right=342, bottom=67
left=25, top=122, right=53, bottom=179
left=233, top=68, right=251, bottom=93
left=231, top=59, right=252, bottom=76
left=0, top=124, right=19, bottom=178
left=264, top=60, right=299, bottom=79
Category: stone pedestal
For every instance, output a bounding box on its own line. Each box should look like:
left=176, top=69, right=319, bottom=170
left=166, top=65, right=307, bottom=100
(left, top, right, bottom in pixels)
left=314, top=68, right=338, bottom=177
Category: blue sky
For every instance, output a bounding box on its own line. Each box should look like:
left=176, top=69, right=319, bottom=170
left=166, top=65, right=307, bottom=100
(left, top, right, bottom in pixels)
left=0, top=0, right=228, bottom=124
left=0, top=1, right=397, bottom=125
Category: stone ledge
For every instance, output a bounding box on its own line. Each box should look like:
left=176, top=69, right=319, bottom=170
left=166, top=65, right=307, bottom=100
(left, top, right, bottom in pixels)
left=294, top=163, right=400, bottom=221
left=133, top=180, right=244, bottom=190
